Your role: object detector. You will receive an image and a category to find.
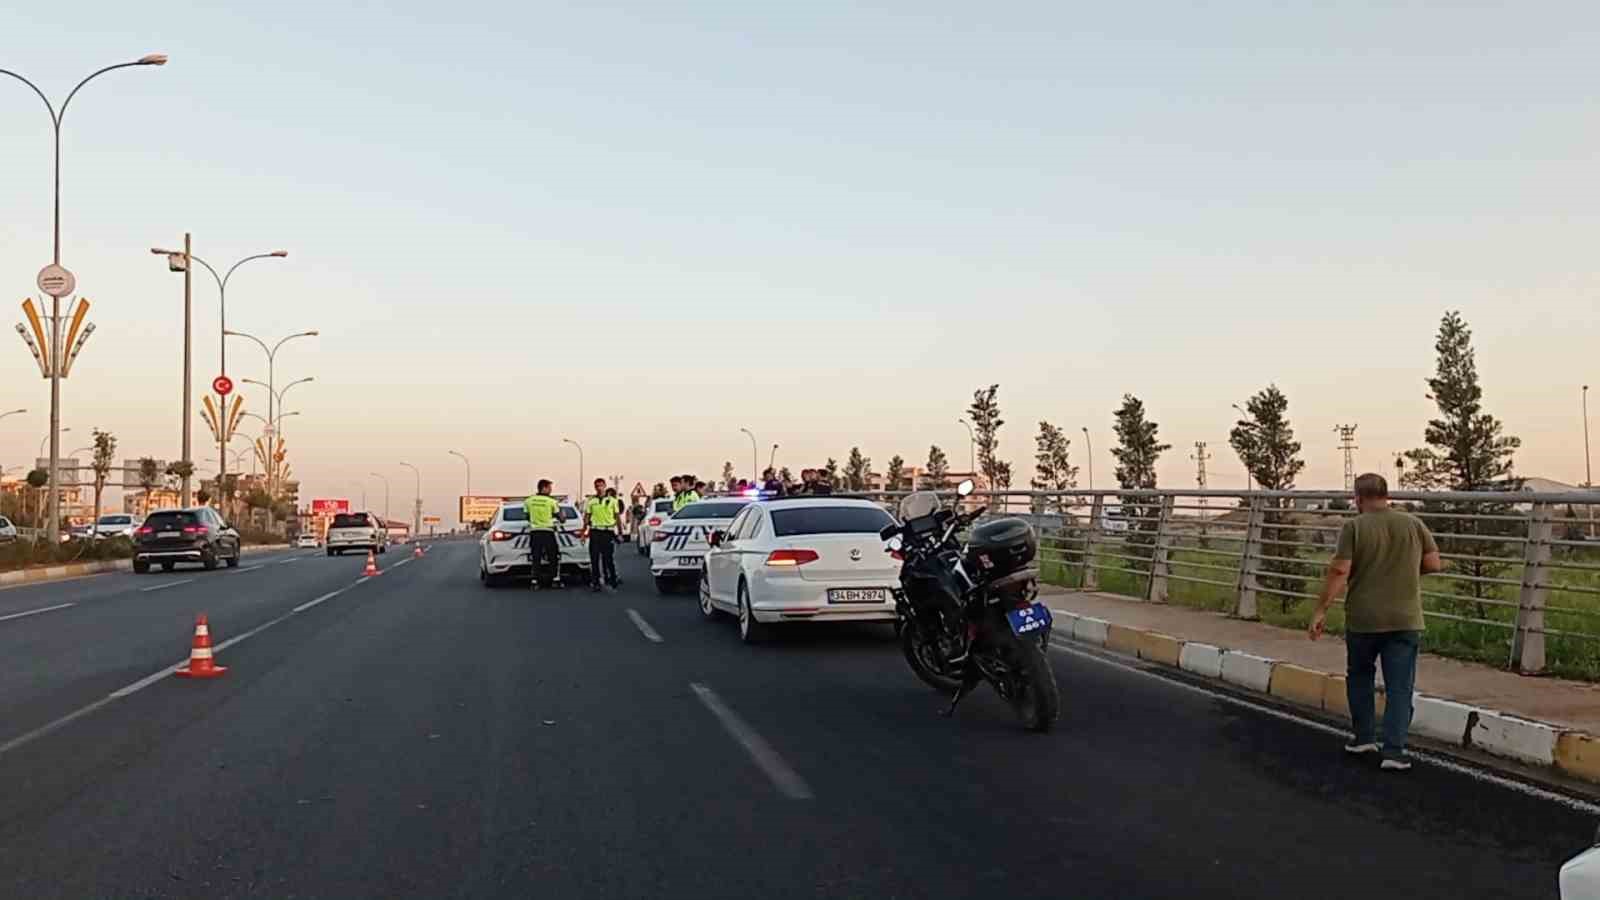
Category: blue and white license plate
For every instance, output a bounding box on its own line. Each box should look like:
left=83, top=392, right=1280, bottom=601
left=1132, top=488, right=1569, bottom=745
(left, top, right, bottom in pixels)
left=1006, top=603, right=1052, bottom=637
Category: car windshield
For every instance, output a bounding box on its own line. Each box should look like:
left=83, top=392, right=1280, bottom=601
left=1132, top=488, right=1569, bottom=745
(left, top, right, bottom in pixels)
left=673, top=501, right=749, bottom=520
left=97, top=515, right=131, bottom=526
left=331, top=513, right=371, bottom=529
left=771, top=505, right=895, bottom=537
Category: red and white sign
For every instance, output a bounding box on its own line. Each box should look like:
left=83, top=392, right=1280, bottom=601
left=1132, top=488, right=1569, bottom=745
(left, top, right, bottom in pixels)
left=310, top=498, right=350, bottom=516
left=213, top=375, right=234, bottom=396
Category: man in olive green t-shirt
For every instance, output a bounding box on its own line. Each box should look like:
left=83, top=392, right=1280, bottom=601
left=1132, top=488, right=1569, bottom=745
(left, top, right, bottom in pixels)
left=1310, top=473, right=1442, bottom=770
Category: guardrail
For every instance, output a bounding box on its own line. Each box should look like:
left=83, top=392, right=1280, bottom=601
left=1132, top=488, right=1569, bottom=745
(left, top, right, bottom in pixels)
left=846, top=487, right=1600, bottom=679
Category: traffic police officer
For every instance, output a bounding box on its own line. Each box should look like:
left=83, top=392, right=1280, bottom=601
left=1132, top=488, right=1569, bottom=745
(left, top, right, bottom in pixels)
left=524, top=479, right=563, bottom=589
left=584, top=478, right=623, bottom=591
left=673, top=474, right=701, bottom=512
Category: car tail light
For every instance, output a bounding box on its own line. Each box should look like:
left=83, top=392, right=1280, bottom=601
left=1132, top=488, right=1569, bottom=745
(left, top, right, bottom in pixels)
left=652, top=531, right=669, bottom=542
left=765, top=549, right=819, bottom=567
left=490, top=530, right=515, bottom=541
left=182, top=526, right=203, bottom=534
left=889, top=548, right=905, bottom=561
left=647, top=517, right=662, bottom=527
left=135, top=526, right=153, bottom=536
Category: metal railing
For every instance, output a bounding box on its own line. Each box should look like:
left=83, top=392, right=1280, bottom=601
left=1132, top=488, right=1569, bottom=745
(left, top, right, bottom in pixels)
left=846, top=487, right=1600, bottom=678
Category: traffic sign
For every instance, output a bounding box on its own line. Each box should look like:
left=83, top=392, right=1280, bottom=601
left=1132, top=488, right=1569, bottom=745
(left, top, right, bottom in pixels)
left=36, top=264, right=75, bottom=298
left=213, top=375, right=234, bottom=396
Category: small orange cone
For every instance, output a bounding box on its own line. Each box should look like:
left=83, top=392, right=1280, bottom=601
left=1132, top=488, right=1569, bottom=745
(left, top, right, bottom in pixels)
left=363, top=550, right=379, bottom=577
left=174, top=614, right=227, bottom=679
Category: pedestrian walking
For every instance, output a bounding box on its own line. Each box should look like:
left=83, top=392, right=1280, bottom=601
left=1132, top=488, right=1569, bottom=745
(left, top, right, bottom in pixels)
left=1309, top=473, right=1442, bottom=770
left=524, top=479, right=563, bottom=590
left=585, top=478, right=623, bottom=591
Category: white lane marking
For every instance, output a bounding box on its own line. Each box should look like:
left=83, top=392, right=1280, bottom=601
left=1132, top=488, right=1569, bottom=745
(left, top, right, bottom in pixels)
left=391, top=558, right=411, bottom=569
left=278, top=557, right=301, bottom=565
left=0, top=602, right=76, bottom=623
left=0, top=573, right=108, bottom=592
left=690, top=682, right=813, bottom=800
left=5, top=572, right=384, bottom=755
left=626, top=608, right=663, bottom=643
left=139, top=578, right=196, bottom=593
left=235, top=564, right=264, bottom=573
left=1048, top=640, right=1600, bottom=815
left=293, top=589, right=344, bottom=613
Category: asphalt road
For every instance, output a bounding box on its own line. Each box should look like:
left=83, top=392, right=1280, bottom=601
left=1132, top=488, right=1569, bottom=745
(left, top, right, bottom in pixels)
left=0, top=539, right=1594, bottom=899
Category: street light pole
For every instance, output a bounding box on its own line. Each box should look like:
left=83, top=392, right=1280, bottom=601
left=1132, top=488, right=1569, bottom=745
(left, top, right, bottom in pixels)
left=39, top=428, right=71, bottom=462
left=562, top=438, right=584, bottom=500
left=1585, top=385, right=1593, bottom=539
left=2, top=54, right=167, bottom=532
left=448, top=450, right=471, bottom=523
left=227, top=328, right=317, bottom=501
left=150, top=245, right=287, bottom=508
left=180, top=233, right=192, bottom=505
left=1231, top=404, right=1255, bottom=493
left=370, top=472, right=390, bottom=521
left=399, top=462, right=421, bottom=537
left=1080, top=427, right=1094, bottom=493
left=349, top=480, right=368, bottom=511
left=739, top=428, right=758, bottom=483
left=958, top=419, right=976, bottom=476
left=769, top=443, right=779, bottom=473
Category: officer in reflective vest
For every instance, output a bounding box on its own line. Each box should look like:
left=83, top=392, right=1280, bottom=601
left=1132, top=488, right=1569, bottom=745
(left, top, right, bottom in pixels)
left=524, top=479, right=563, bottom=589
left=673, top=474, right=701, bottom=512
left=584, top=478, right=623, bottom=591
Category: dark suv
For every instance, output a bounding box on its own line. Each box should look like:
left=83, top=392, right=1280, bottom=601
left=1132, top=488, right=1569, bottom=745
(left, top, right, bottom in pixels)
left=133, top=507, right=242, bottom=573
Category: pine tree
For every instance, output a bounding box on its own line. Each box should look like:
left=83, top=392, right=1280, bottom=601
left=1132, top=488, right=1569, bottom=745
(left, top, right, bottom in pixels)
left=1404, top=311, right=1522, bottom=619
left=1031, top=421, right=1078, bottom=512
left=885, top=455, right=906, bottom=492
left=924, top=445, right=949, bottom=490
left=966, top=385, right=1009, bottom=491
left=1111, top=395, right=1171, bottom=572
left=137, top=458, right=160, bottom=514
left=1228, top=385, right=1307, bottom=611
left=823, top=458, right=839, bottom=483
left=844, top=447, right=872, bottom=491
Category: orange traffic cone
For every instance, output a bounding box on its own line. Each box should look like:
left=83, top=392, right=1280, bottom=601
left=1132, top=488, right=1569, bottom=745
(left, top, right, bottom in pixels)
left=413, top=544, right=423, bottom=559
left=363, top=550, right=379, bottom=577
left=174, top=614, right=227, bottom=679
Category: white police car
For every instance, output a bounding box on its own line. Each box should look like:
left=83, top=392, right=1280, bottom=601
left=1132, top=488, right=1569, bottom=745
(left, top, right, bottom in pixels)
left=649, top=497, right=753, bottom=593
left=478, top=500, right=589, bottom=587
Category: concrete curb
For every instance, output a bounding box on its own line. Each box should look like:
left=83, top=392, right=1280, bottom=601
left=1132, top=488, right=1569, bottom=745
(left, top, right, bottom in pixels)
left=0, top=544, right=289, bottom=588
left=1049, top=603, right=1600, bottom=787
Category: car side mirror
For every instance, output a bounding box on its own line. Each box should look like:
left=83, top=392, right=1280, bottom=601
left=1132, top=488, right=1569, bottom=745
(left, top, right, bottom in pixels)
left=708, top=530, right=724, bottom=547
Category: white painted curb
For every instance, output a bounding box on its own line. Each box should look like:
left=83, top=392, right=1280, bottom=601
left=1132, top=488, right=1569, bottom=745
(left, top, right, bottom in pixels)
left=1412, top=695, right=1476, bottom=744
left=1072, top=616, right=1109, bottom=647
left=1471, top=711, right=1560, bottom=766
left=1178, top=642, right=1225, bottom=679
left=1220, top=651, right=1275, bottom=693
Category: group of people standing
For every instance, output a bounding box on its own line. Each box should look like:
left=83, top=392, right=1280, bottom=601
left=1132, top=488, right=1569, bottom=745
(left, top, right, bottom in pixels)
left=717, top=467, right=836, bottom=498
left=522, top=478, right=625, bottom=593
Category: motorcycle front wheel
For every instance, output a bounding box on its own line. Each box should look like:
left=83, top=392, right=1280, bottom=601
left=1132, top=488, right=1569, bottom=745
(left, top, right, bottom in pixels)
left=901, top=624, right=963, bottom=693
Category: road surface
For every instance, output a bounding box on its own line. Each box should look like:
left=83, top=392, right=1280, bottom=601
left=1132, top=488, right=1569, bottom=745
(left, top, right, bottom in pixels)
left=0, top=540, right=1592, bottom=898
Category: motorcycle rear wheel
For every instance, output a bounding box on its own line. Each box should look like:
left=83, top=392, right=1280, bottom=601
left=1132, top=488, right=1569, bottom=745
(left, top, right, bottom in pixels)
left=1005, top=634, right=1061, bottom=733
left=901, top=625, right=963, bottom=693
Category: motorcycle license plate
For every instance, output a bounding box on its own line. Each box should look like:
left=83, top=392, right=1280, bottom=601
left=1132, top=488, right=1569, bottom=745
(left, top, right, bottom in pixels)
left=1006, top=603, right=1052, bottom=637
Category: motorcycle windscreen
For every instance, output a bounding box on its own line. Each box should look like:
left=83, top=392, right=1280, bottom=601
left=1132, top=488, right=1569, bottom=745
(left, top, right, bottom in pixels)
left=898, top=491, right=940, bottom=522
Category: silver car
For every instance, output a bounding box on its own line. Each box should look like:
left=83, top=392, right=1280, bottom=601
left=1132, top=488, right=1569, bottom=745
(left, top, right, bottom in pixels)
left=0, top=516, right=16, bottom=544
left=94, top=514, right=142, bottom=540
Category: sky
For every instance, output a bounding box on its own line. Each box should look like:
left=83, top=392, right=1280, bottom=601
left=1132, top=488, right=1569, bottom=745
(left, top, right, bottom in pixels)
left=2, top=1, right=1598, bottom=521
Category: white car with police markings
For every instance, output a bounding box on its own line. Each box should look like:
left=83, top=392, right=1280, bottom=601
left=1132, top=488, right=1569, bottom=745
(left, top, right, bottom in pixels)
left=635, top=497, right=678, bottom=556
left=698, top=496, right=902, bottom=643
left=649, top=497, right=754, bottom=593
left=478, top=500, right=588, bottom=587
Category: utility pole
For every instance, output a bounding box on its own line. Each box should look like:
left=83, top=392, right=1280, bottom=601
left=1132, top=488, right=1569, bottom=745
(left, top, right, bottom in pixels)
left=1191, top=440, right=1212, bottom=535
left=1334, top=424, right=1360, bottom=491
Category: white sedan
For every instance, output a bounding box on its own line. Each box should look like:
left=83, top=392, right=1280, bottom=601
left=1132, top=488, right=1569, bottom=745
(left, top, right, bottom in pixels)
left=698, top=497, right=901, bottom=643
left=649, top=497, right=753, bottom=592
left=634, top=497, right=678, bottom=556
left=478, top=501, right=589, bottom=587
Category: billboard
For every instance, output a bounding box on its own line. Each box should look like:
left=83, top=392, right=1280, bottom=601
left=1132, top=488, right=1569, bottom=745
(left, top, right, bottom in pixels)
left=422, top=515, right=441, bottom=526
left=460, top=495, right=525, bottom=524
left=311, top=498, right=351, bottom=516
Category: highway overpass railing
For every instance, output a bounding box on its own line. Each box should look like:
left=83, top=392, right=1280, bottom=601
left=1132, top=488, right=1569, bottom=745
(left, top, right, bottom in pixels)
left=846, top=487, right=1600, bottom=679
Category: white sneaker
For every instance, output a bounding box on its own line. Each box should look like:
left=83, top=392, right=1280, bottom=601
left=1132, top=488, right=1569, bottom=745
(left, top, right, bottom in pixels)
left=1380, top=758, right=1412, bottom=771
left=1343, top=742, right=1380, bottom=755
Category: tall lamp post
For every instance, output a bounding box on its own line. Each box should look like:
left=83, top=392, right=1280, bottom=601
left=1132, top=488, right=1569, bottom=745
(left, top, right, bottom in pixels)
left=562, top=438, right=584, bottom=500
left=399, top=461, right=421, bottom=537
left=958, top=419, right=977, bottom=477
left=448, top=450, right=471, bottom=523
left=739, top=428, right=758, bottom=483
left=369, top=472, right=390, bottom=521
left=3, top=54, right=168, bottom=531
left=769, top=443, right=780, bottom=474
left=1080, top=427, right=1094, bottom=493
left=349, top=480, right=368, bottom=511
left=226, top=328, right=317, bottom=499
left=150, top=244, right=286, bottom=506
left=1231, top=404, right=1256, bottom=493
left=1584, top=385, right=1593, bottom=539
left=39, top=427, right=72, bottom=462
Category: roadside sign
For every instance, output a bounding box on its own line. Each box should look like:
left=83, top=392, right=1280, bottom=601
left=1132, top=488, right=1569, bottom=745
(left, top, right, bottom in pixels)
left=422, top=515, right=441, bottom=526
left=630, top=482, right=646, bottom=499
left=459, top=495, right=525, bottom=524
left=310, top=498, right=350, bottom=516
left=36, top=264, right=76, bottom=298
left=213, top=375, right=233, bottom=396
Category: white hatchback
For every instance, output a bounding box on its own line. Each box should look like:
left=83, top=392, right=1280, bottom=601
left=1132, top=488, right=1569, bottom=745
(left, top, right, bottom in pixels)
left=649, top=498, right=754, bottom=593
left=634, top=497, right=678, bottom=556
left=478, top=501, right=588, bottom=586
left=698, top=497, right=901, bottom=643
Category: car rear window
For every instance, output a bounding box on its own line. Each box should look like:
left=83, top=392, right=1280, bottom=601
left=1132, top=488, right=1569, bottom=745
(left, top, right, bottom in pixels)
left=674, top=501, right=749, bottom=520
left=331, top=513, right=372, bottom=529
left=500, top=506, right=528, bottom=521
left=145, top=511, right=199, bottom=529
left=98, top=515, right=132, bottom=525
left=0, top=517, right=11, bottom=528
left=652, top=500, right=674, bottom=513
left=771, top=506, right=895, bottom=537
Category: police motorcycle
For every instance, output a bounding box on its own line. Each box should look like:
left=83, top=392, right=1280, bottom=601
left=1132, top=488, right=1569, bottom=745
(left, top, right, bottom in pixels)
left=879, top=480, right=1060, bottom=732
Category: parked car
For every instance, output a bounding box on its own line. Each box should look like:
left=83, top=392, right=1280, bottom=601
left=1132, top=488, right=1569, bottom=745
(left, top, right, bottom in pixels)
left=478, top=501, right=589, bottom=586
left=133, top=508, right=241, bottom=573
left=0, top=516, right=16, bottom=544
left=295, top=533, right=320, bottom=549
left=94, top=514, right=142, bottom=540
left=635, top=497, right=678, bottom=556
left=326, top=512, right=387, bottom=556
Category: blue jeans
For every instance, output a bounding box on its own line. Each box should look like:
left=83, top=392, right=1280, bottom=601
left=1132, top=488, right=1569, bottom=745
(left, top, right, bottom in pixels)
left=1346, top=630, right=1421, bottom=758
